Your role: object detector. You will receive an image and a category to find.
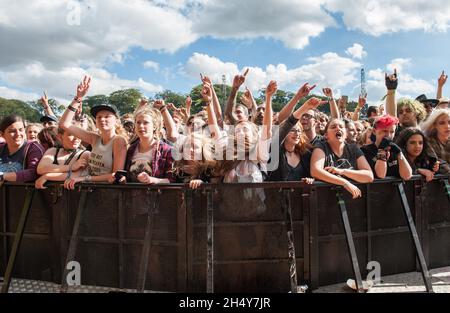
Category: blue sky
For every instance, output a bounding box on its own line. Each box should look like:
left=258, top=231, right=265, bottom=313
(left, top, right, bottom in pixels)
left=1, top=0, right=450, bottom=106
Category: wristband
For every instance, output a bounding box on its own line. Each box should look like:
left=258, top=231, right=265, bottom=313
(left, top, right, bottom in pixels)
left=68, top=105, right=77, bottom=112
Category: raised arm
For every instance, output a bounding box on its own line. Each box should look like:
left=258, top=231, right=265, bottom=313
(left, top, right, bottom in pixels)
left=262, top=80, right=277, bottom=140
left=385, top=69, right=398, bottom=117
left=40, top=92, right=56, bottom=117
left=437, top=70, right=447, bottom=100
left=278, top=83, right=316, bottom=124
left=59, top=76, right=96, bottom=145
left=241, top=88, right=257, bottom=121
left=322, top=87, right=340, bottom=119
left=202, top=83, right=221, bottom=140
left=225, top=70, right=248, bottom=125
left=352, top=95, right=366, bottom=121
left=153, top=100, right=179, bottom=142
left=200, top=75, right=222, bottom=124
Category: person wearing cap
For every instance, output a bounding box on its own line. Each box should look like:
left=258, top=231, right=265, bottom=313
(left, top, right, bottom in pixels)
left=40, top=114, right=59, bottom=129
left=58, top=76, right=128, bottom=189
left=416, top=94, right=439, bottom=118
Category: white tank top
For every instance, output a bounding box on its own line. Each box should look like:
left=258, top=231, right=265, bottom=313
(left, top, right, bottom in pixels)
left=88, top=136, right=115, bottom=176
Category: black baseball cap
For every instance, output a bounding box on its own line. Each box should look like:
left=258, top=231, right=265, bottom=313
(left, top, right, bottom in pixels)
left=90, top=103, right=120, bottom=118
left=39, top=115, right=59, bottom=123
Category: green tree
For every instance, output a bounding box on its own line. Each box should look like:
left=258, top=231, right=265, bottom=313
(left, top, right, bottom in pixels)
left=84, top=94, right=109, bottom=113
left=108, top=89, right=143, bottom=115
left=27, top=98, right=65, bottom=117
left=0, top=98, right=41, bottom=122
left=155, top=90, right=186, bottom=108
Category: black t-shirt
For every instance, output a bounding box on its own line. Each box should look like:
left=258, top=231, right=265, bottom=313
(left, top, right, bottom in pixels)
left=314, top=141, right=364, bottom=169
left=311, top=135, right=324, bottom=146
left=361, top=143, right=400, bottom=177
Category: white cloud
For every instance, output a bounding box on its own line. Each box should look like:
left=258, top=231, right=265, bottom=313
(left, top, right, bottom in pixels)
left=0, top=62, right=164, bottom=103
left=191, top=0, right=335, bottom=49
left=143, top=61, right=160, bottom=72
left=0, top=0, right=197, bottom=69
left=345, top=43, right=367, bottom=59
left=184, top=51, right=361, bottom=92
left=363, top=61, right=435, bottom=104
left=325, top=0, right=450, bottom=36
left=0, top=86, right=39, bottom=102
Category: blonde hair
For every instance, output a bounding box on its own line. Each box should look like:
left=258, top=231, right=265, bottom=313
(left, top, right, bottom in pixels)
left=397, top=98, right=427, bottom=124
left=134, top=107, right=163, bottom=142
left=26, top=123, right=43, bottom=132
left=420, top=108, right=450, bottom=137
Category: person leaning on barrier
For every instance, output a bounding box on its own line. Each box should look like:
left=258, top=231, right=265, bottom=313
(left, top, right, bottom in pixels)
left=34, top=121, right=90, bottom=189
left=310, top=119, right=374, bottom=199
left=124, top=106, right=175, bottom=185
left=0, top=115, right=45, bottom=184
left=267, top=97, right=324, bottom=183
left=59, top=76, right=128, bottom=189
left=420, top=109, right=450, bottom=174
left=219, top=80, right=276, bottom=183
left=169, top=83, right=223, bottom=189
left=395, top=128, right=442, bottom=182
left=361, top=115, right=412, bottom=180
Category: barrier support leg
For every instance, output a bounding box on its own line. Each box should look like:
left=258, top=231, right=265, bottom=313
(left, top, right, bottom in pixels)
left=336, top=190, right=364, bottom=293
left=136, top=190, right=160, bottom=292
left=1, top=188, right=35, bottom=293
left=396, top=183, right=433, bottom=293
left=60, top=189, right=88, bottom=293
left=206, top=188, right=214, bottom=293
left=281, top=189, right=298, bottom=293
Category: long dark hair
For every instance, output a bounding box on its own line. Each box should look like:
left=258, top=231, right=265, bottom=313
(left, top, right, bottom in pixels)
left=0, top=115, right=25, bottom=133
left=395, top=128, right=436, bottom=165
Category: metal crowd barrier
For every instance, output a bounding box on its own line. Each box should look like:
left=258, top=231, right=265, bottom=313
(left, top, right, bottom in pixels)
left=0, top=175, right=449, bottom=293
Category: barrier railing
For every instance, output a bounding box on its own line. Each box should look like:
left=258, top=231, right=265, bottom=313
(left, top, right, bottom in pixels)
left=0, top=175, right=449, bottom=293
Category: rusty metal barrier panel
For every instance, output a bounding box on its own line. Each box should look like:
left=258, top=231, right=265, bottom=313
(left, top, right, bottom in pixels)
left=188, top=182, right=311, bottom=293
left=310, top=177, right=421, bottom=288
left=1, top=176, right=449, bottom=293
left=420, top=176, right=450, bottom=269
left=61, top=184, right=187, bottom=292
left=0, top=184, right=58, bottom=283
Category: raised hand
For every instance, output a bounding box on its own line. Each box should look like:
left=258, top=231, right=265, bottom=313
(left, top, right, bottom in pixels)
left=322, top=87, right=334, bottom=99
left=304, top=97, right=326, bottom=110
left=76, top=76, right=91, bottom=99
left=358, top=95, right=367, bottom=108
left=385, top=69, right=398, bottom=90
left=232, top=74, right=246, bottom=89
left=166, top=102, right=178, bottom=112
left=200, top=74, right=212, bottom=86
left=265, top=80, right=278, bottom=98
left=240, top=88, right=254, bottom=109
left=39, top=92, right=49, bottom=108
left=138, top=98, right=149, bottom=108
left=153, top=99, right=166, bottom=110
left=185, top=95, right=192, bottom=111
left=201, top=83, right=213, bottom=104
left=438, top=70, right=448, bottom=87
left=296, top=83, right=317, bottom=99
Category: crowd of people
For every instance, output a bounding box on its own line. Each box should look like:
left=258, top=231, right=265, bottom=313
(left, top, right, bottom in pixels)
left=0, top=70, right=449, bottom=198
